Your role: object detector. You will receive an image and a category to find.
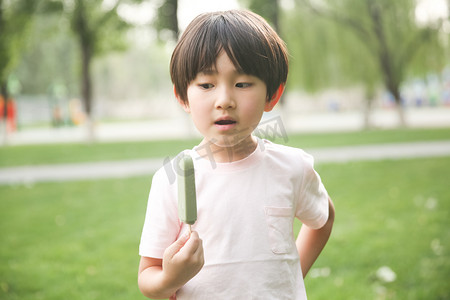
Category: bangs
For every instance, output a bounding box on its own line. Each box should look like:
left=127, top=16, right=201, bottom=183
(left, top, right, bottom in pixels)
left=171, top=10, right=288, bottom=102
left=185, top=15, right=248, bottom=79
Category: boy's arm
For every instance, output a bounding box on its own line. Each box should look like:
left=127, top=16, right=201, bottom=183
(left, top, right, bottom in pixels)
left=138, top=231, right=204, bottom=299
left=296, top=197, right=335, bottom=278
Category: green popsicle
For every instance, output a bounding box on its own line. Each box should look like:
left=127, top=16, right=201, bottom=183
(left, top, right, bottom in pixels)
left=177, top=154, right=197, bottom=230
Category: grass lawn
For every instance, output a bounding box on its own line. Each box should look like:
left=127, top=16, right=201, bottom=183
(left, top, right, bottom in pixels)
left=1, top=127, right=449, bottom=167
left=1, top=156, right=449, bottom=299
left=0, top=176, right=151, bottom=300
left=306, top=157, right=449, bottom=299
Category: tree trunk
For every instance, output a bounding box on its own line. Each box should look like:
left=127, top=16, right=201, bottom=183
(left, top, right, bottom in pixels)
left=389, top=84, right=406, bottom=127
left=363, top=89, right=375, bottom=129
left=368, top=1, right=406, bottom=128
left=157, top=0, right=179, bottom=40
left=80, top=42, right=95, bottom=142
left=394, top=96, right=406, bottom=127
left=74, top=0, right=95, bottom=142
left=168, top=0, right=178, bottom=39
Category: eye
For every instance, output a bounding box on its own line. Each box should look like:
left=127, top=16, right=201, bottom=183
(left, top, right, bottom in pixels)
left=198, top=83, right=214, bottom=89
left=236, top=82, right=252, bottom=88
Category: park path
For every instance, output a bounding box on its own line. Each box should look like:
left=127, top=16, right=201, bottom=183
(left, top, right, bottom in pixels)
left=1, top=140, right=450, bottom=185
left=2, top=107, right=450, bottom=146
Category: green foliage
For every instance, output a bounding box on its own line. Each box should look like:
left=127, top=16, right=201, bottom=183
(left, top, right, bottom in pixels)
left=93, top=41, right=172, bottom=101
left=66, top=0, right=132, bottom=57
left=285, top=0, right=447, bottom=97
left=407, top=26, right=448, bottom=77
left=0, top=0, right=37, bottom=85
left=244, top=0, right=280, bottom=32
left=3, top=0, right=449, bottom=129
left=153, top=0, right=178, bottom=41
left=14, top=14, right=79, bottom=95
left=283, top=9, right=377, bottom=92
left=59, top=0, right=143, bottom=119
left=14, top=14, right=171, bottom=97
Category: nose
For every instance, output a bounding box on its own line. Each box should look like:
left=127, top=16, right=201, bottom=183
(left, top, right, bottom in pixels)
left=215, top=86, right=235, bottom=110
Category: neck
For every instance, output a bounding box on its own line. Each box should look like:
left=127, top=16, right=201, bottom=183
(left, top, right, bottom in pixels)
left=196, top=136, right=258, bottom=164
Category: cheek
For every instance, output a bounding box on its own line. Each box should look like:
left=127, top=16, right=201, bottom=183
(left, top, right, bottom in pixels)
left=186, top=99, right=212, bottom=129
left=241, top=95, right=267, bottom=117
left=186, top=90, right=202, bottom=112
left=188, top=99, right=210, bottom=116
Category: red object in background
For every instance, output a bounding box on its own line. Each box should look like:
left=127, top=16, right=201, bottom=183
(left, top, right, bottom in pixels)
left=0, top=96, right=17, bottom=132
left=0, top=96, right=3, bottom=118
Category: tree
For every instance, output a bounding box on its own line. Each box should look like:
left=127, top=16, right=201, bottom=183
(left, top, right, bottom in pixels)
left=0, top=0, right=53, bottom=144
left=3, top=0, right=138, bottom=141
left=0, top=0, right=64, bottom=98
left=14, top=12, right=79, bottom=96
left=154, top=0, right=178, bottom=41
left=283, top=5, right=380, bottom=127
left=295, top=0, right=447, bottom=127
left=0, top=0, right=36, bottom=128
left=29, top=0, right=148, bottom=141
left=245, top=0, right=281, bottom=33
left=61, top=0, right=137, bottom=141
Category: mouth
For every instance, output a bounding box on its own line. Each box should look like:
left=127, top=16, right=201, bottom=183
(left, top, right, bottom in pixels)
left=214, top=117, right=237, bottom=130
left=215, top=119, right=237, bottom=125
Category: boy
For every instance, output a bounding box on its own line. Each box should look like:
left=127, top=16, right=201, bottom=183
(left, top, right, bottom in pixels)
left=138, top=10, right=335, bottom=299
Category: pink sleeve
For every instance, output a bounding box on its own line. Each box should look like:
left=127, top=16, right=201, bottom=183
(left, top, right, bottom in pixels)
left=295, top=152, right=329, bottom=229
left=139, top=169, right=181, bottom=258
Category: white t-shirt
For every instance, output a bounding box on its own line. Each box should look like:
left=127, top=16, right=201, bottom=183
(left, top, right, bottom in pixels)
left=139, top=138, right=329, bottom=299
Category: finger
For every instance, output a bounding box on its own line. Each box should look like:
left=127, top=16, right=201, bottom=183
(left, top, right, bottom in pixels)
left=192, top=239, right=204, bottom=266
left=183, top=232, right=204, bottom=265
left=191, top=232, right=203, bottom=254
left=184, top=231, right=201, bottom=249
left=164, top=231, right=190, bottom=260
left=195, top=238, right=204, bottom=257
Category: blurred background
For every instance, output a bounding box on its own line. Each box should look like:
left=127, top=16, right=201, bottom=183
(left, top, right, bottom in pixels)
left=1, top=1, right=450, bottom=299
left=0, top=0, right=449, bottom=143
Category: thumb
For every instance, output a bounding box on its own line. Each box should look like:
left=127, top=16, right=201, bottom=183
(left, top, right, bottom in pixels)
left=164, top=231, right=190, bottom=260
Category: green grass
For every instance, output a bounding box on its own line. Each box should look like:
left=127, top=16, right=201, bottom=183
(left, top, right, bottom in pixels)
left=0, top=127, right=449, bottom=167
left=1, top=127, right=449, bottom=299
left=0, top=176, right=151, bottom=300
left=1, top=156, right=449, bottom=299
left=304, top=158, right=450, bottom=299
left=0, top=139, right=200, bottom=168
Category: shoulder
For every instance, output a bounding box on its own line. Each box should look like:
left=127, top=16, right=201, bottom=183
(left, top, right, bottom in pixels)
left=260, top=139, right=315, bottom=168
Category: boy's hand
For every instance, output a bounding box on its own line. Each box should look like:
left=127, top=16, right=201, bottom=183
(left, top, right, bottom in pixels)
left=162, top=231, right=204, bottom=291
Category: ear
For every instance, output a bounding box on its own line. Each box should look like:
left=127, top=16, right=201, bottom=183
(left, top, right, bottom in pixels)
left=174, top=85, right=190, bottom=113
left=264, top=84, right=285, bottom=112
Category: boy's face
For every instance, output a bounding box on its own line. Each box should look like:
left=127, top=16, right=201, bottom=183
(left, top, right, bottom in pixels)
left=178, top=51, right=279, bottom=161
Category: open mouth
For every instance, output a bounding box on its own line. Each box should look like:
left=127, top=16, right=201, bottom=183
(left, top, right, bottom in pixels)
left=215, top=119, right=236, bottom=125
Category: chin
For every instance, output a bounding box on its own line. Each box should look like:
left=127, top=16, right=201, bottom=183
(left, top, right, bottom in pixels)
left=211, top=134, right=255, bottom=148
